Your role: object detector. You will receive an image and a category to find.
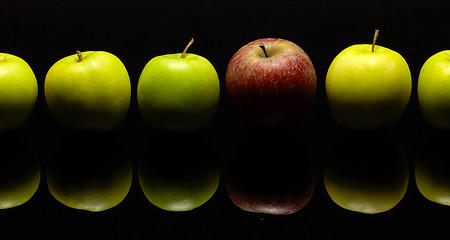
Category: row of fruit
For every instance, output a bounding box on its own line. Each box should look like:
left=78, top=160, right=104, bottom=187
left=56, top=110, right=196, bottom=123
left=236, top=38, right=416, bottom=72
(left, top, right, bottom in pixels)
left=1, top=31, right=448, bottom=132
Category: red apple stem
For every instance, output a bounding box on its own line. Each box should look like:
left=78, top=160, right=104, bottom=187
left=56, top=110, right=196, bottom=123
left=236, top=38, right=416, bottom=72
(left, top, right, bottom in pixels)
left=372, top=29, right=379, bottom=53
left=259, top=43, right=269, bottom=58
left=76, top=50, right=83, bottom=62
left=180, top=38, right=194, bottom=58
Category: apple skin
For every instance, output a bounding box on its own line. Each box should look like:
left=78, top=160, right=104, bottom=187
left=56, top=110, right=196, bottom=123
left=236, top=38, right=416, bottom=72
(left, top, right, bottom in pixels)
left=138, top=134, right=219, bottom=211
left=417, top=50, right=450, bottom=130
left=324, top=132, right=409, bottom=214
left=0, top=53, right=38, bottom=131
left=47, top=133, right=132, bottom=212
left=225, top=130, right=315, bottom=215
left=415, top=131, right=450, bottom=206
left=0, top=133, right=39, bottom=209
left=326, top=44, right=411, bottom=130
left=137, top=53, right=220, bottom=132
left=44, top=51, right=131, bottom=132
left=225, top=38, right=317, bottom=128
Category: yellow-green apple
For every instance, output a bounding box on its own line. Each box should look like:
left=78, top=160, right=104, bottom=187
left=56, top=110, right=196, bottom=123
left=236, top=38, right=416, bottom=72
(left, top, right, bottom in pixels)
left=326, top=30, right=411, bottom=130
left=225, top=38, right=317, bottom=128
left=44, top=51, right=131, bottom=132
left=225, top=130, right=315, bottom=214
left=415, top=131, right=450, bottom=206
left=324, top=132, right=409, bottom=214
left=47, top=133, right=132, bottom=212
left=137, top=38, right=220, bottom=132
left=0, top=133, right=39, bottom=209
left=139, top=134, right=219, bottom=211
left=417, top=50, right=450, bottom=130
left=0, top=53, right=38, bottom=131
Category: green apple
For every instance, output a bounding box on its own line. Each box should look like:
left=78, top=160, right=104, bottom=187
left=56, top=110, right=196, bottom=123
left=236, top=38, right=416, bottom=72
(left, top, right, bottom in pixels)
left=44, top=51, right=131, bottom=132
left=137, top=38, right=220, bottom=132
left=0, top=133, right=39, bottom=209
left=415, top=132, right=450, bottom=206
left=138, top=134, right=220, bottom=211
left=417, top=50, right=450, bottom=130
left=47, top=133, right=132, bottom=212
left=326, top=30, right=411, bottom=130
left=0, top=53, right=38, bottom=131
left=324, top=132, right=409, bottom=214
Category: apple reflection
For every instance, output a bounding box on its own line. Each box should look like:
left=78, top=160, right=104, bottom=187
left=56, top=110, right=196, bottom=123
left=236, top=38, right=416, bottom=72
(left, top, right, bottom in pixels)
left=47, top=133, right=132, bottom=212
left=415, top=131, right=450, bottom=206
left=225, top=130, right=315, bottom=215
left=324, top=132, right=409, bottom=214
left=0, top=133, right=39, bottom=209
left=138, top=133, right=220, bottom=211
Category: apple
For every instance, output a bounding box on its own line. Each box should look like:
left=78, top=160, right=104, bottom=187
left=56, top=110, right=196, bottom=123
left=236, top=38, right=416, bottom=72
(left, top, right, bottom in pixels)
left=0, top=53, right=38, bottom=131
left=47, top=133, right=132, bottom=212
left=0, top=133, right=39, bottom=209
left=225, top=38, right=317, bottom=128
left=415, top=131, right=450, bottom=206
left=137, top=38, right=220, bottom=132
left=139, top=134, right=219, bottom=211
left=326, top=30, right=411, bottom=130
left=324, top=132, right=409, bottom=214
left=225, top=130, right=315, bottom=215
left=44, top=51, right=131, bottom=132
left=417, top=50, right=450, bottom=130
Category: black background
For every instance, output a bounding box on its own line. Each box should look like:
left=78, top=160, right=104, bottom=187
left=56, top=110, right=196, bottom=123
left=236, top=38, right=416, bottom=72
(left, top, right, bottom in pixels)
left=1, top=0, right=450, bottom=239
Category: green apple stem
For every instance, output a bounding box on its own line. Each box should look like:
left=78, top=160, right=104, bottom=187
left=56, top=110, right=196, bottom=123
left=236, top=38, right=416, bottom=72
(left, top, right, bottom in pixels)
left=259, top=43, right=269, bottom=58
left=372, top=29, right=379, bottom=53
left=180, top=38, right=194, bottom=58
left=76, top=50, right=83, bottom=62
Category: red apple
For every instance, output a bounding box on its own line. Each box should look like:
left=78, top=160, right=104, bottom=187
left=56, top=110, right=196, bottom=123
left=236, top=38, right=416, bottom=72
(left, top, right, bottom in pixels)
left=225, top=38, right=317, bottom=128
left=225, top=130, right=315, bottom=215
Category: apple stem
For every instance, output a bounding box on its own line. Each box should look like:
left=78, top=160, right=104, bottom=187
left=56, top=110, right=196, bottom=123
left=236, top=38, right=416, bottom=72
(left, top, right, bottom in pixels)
left=76, top=50, right=83, bottom=62
left=180, top=38, right=194, bottom=58
left=372, top=29, right=379, bottom=53
left=259, top=43, right=269, bottom=58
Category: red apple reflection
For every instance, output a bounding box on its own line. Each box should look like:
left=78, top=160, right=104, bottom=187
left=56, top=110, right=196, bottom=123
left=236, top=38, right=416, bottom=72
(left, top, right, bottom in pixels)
left=225, top=130, right=315, bottom=214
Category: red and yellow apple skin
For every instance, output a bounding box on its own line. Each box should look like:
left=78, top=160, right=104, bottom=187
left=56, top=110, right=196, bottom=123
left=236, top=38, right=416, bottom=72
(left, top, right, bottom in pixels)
left=225, top=130, right=315, bottom=215
left=418, top=50, right=450, bottom=130
left=225, top=38, right=317, bottom=128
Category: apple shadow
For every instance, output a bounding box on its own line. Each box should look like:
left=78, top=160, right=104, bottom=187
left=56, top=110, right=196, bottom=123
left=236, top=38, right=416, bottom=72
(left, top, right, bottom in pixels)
left=224, top=129, right=315, bottom=215
left=415, top=130, right=450, bottom=206
left=47, top=132, right=132, bottom=212
left=324, top=131, right=409, bottom=214
left=138, top=133, right=220, bottom=212
left=0, top=132, right=40, bottom=210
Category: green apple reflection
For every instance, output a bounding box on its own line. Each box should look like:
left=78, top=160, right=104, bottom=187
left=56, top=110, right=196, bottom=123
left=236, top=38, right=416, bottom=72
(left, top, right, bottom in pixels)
left=324, top=132, right=409, bottom=214
left=47, top=133, right=132, bottom=212
left=139, top=134, right=219, bottom=211
left=0, top=133, right=39, bottom=209
left=415, top=131, right=450, bottom=206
